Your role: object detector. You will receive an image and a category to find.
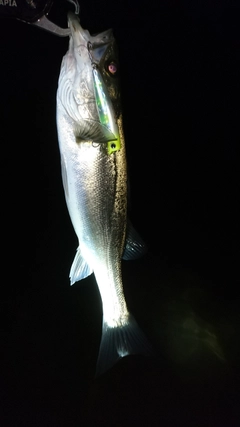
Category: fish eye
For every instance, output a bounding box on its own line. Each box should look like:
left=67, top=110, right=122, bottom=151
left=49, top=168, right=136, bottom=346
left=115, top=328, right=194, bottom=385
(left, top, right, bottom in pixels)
left=106, top=61, right=118, bottom=76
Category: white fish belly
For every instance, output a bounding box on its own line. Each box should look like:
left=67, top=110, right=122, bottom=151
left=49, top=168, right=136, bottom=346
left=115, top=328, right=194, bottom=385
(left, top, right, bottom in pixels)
left=58, top=112, right=129, bottom=326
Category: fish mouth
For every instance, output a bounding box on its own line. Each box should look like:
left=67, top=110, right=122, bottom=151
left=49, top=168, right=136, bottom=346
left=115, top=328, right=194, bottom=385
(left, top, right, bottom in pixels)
left=67, top=11, right=114, bottom=50
left=67, top=11, right=91, bottom=43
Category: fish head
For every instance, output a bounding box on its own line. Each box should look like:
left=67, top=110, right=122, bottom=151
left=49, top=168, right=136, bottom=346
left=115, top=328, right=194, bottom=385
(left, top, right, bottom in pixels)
left=58, top=12, right=122, bottom=151
left=66, top=12, right=113, bottom=74
left=67, top=11, right=120, bottom=107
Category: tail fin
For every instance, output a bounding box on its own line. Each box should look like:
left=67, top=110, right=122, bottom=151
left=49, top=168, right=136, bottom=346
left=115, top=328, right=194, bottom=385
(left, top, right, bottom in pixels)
left=96, top=314, right=153, bottom=377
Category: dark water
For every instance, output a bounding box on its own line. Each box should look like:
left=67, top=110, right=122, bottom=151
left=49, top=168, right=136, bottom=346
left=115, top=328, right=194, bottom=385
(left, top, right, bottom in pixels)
left=2, top=253, right=239, bottom=426
left=1, top=1, right=239, bottom=425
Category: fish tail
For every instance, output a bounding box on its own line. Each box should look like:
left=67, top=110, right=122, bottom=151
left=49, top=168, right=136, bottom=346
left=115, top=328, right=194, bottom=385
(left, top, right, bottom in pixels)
left=96, top=314, right=153, bottom=377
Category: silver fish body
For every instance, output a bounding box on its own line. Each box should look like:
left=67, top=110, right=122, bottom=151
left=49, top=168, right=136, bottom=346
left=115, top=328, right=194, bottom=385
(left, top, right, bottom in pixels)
left=56, top=12, right=149, bottom=375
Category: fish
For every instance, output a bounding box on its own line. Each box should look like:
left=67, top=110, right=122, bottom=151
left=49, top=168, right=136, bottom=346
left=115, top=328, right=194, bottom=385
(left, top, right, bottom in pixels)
left=56, top=11, right=150, bottom=376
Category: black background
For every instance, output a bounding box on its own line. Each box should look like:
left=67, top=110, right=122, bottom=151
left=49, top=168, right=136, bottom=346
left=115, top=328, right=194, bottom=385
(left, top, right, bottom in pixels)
left=1, top=0, right=240, bottom=426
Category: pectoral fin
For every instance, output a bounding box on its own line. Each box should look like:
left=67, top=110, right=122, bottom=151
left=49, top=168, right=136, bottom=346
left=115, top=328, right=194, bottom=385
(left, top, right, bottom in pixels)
left=75, top=119, right=117, bottom=144
left=122, top=220, right=148, bottom=260
left=70, top=247, right=93, bottom=285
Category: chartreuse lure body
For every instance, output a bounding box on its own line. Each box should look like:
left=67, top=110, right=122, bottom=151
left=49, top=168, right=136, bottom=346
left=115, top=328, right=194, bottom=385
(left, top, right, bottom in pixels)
left=92, top=68, right=121, bottom=154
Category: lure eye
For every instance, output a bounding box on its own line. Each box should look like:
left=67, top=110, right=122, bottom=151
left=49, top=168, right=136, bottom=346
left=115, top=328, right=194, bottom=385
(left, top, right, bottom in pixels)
left=107, top=61, right=118, bottom=76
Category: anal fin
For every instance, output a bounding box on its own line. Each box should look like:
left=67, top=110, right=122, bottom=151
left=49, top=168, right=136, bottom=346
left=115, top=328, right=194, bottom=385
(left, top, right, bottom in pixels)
left=70, top=247, right=93, bottom=285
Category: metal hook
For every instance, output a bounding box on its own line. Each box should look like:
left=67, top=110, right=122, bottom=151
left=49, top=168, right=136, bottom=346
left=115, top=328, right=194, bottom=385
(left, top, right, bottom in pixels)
left=67, top=0, right=80, bottom=15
